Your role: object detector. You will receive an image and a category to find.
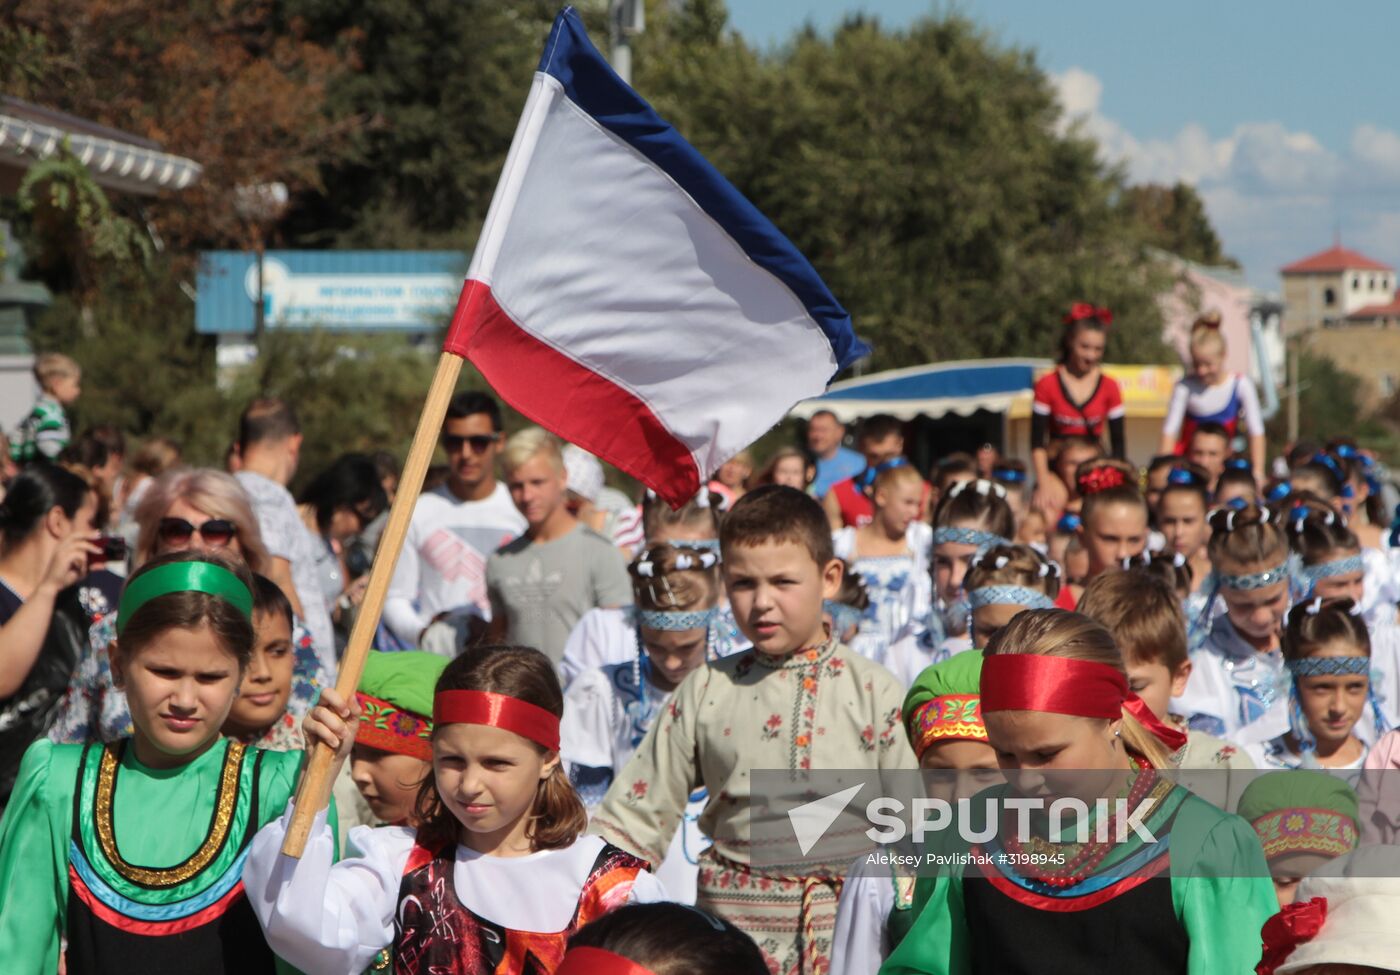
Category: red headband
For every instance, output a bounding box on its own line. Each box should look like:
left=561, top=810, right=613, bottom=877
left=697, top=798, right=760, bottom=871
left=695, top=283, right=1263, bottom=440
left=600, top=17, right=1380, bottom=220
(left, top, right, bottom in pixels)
left=555, top=948, right=655, bottom=975
left=981, top=654, right=1126, bottom=720
left=432, top=690, right=561, bottom=752
left=980, top=654, right=1188, bottom=751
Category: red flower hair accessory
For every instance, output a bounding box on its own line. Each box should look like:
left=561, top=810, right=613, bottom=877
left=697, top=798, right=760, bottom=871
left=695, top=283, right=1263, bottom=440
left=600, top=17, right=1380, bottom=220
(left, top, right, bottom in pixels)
left=1078, top=465, right=1128, bottom=496
left=1256, top=897, right=1328, bottom=975
left=1062, top=302, right=1114, bottom=327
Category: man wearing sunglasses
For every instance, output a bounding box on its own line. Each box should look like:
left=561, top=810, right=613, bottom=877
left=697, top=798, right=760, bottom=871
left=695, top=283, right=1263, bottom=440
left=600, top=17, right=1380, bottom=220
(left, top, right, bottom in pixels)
left=234, top=398, right=335, bottom=667
left=383, top=392, right=526, bottom=651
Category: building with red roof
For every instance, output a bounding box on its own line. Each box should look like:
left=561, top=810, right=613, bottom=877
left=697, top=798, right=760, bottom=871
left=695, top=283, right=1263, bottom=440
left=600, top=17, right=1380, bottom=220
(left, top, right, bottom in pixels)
left=1280, top=243, right=1396, bottom=337
left=1282, top=243, right=1400, bottom=408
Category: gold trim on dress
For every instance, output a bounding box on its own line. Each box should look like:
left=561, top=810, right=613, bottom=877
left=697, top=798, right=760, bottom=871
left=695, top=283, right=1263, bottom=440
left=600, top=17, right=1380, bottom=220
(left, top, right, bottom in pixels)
left=94, top=740, right=245, bottom=888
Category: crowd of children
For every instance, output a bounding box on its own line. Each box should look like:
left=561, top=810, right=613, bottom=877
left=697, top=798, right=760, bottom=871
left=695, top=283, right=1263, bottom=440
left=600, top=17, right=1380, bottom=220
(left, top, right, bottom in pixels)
left=9, top=310, right=1400, bottom=974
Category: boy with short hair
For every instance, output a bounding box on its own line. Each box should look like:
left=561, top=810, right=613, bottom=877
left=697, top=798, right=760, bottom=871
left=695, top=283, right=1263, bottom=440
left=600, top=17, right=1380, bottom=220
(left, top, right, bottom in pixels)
left=593, top=484, right=916, bottom=973
left=1077, top=567, right=1252, bottom=772
left=485, top=426, right=630, bottom=667
left=12, top=353, right=80, bottom=464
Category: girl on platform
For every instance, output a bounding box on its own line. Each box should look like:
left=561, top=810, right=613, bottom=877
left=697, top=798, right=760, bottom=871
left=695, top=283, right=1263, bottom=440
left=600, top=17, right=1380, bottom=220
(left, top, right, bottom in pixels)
left=880, top=609, right=1277, bottom=975
left=1159, top=312, right=1266, bottom=473
left=1173, top=505, right=1294, bottom=747
left=562, top=542, right=721, bottom=902
left=1031, top=304, right=1124, bottom=518
left=247, top=644, right=666, bottom=975
left=0, top=550, right=309, bottom=973
left=1249, top=598, right=1388, bottom=772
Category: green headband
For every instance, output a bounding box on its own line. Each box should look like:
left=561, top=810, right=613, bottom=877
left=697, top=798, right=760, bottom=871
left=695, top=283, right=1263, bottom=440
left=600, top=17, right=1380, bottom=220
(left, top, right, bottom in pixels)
left=116, top=562, right=254, bottom=635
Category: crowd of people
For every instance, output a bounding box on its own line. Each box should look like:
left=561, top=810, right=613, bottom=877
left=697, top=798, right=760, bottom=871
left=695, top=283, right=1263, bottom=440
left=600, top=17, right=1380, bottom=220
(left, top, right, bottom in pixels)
left=2, top=306, right=1400, bottom=974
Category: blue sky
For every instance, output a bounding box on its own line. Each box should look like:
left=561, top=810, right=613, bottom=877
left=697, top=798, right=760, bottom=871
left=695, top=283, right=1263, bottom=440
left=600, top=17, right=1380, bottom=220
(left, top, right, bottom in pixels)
left=726, top=1, right=1400, bottom=291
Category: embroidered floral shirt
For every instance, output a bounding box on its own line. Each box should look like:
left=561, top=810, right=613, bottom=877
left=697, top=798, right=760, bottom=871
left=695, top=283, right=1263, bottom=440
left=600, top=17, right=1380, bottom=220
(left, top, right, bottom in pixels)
left=590, top=640, right=916, bottom=869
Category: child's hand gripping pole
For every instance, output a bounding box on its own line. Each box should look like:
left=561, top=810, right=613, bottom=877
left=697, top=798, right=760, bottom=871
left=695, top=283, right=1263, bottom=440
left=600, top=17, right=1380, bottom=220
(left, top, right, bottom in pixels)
left=281, top=352, right=464, bottom=857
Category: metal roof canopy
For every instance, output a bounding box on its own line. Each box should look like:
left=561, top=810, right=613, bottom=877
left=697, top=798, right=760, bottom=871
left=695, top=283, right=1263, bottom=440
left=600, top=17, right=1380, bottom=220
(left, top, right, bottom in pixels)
left=789, top=358, right=1050, bottom=423
left=0, top=95, right=201, bottom=197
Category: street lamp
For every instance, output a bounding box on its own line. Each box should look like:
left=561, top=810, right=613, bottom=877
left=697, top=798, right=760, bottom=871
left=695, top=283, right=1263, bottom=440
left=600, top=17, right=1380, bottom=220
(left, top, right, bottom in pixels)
left=233, top=181, right=289, bottom=344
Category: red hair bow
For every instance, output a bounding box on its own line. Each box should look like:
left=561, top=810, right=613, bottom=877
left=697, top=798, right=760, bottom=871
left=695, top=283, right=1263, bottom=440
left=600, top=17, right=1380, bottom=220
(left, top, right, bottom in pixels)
left=1256, top=897, right=1327, bottom=975
left=1078, top=465, right=1127, bottom=496
left=1062, top=302, right=1113, bottom=327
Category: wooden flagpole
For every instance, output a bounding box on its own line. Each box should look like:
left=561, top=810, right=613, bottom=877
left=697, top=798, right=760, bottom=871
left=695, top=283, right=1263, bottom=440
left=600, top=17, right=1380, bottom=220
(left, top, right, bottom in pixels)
left=281, top=351, right=463, bottom=857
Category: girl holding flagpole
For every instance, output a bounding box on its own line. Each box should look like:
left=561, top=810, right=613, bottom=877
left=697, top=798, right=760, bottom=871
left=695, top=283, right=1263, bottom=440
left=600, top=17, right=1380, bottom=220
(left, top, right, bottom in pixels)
left=880, top=609, right=1277, bottom=975
left=246, top=644, right=667, bottom=975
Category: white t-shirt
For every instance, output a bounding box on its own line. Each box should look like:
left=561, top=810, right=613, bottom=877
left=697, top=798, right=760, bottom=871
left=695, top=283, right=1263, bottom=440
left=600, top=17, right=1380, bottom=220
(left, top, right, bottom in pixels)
left=1162, top=374, right=1265, bottom=438
left=383, top=481, right=526, bottom=646
left=235, top=470, right=335, bottom=668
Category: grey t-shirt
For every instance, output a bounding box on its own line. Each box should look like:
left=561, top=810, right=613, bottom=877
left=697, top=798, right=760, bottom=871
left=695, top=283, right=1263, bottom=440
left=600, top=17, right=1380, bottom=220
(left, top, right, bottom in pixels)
left=486, top=523, right=631, bottom=667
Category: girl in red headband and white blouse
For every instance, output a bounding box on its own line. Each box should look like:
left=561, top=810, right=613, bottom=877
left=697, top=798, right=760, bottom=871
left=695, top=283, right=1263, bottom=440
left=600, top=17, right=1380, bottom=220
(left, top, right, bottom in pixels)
left=246, top=644, right=668, bottom=975
left=880, top=609, right=1276, bottom=975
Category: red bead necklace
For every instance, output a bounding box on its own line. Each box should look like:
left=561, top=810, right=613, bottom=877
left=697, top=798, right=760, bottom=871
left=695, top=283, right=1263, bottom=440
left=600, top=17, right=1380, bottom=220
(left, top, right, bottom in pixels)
left=1000, top=754, right=1157, bottom=889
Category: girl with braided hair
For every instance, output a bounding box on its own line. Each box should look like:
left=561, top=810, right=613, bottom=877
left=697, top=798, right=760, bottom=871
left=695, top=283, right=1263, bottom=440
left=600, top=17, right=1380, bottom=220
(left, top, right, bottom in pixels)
left=924, top=479, right=1014, bottom=656
left=882, top=542, right=1058, bottom=687
left=1248, top=598, right=1388, bottom=772
left=1173, top=504, right=1293, bottom=746
left=561, top=543, right=722, bottom=902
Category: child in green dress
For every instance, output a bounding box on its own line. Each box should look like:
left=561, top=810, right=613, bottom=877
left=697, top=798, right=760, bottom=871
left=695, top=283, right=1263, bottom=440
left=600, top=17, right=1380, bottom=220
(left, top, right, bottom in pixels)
left=0, top=549, right=324, bottom=974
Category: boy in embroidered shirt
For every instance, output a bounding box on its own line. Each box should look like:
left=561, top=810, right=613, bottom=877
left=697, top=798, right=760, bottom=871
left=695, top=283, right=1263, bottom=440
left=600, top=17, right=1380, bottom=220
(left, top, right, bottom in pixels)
left=12, top=353, right=80, bottom=465
left=592, top=485, right=917, bottom=974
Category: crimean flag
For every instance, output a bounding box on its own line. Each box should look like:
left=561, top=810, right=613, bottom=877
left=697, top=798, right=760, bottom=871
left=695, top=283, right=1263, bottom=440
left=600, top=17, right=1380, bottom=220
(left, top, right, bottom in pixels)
left=443, top=7, right=869, bottom=506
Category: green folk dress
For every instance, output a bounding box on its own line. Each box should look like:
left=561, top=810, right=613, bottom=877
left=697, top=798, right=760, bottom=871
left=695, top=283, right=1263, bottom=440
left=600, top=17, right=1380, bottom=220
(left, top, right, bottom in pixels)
left=0, top=737, right=315, bottom=974
left=878, top=778, right=1278, bottom=975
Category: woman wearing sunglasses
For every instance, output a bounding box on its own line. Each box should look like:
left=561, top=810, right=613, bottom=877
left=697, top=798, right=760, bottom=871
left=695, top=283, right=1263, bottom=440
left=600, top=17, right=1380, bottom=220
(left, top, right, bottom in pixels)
left=47, top=468, right=327, bottom=744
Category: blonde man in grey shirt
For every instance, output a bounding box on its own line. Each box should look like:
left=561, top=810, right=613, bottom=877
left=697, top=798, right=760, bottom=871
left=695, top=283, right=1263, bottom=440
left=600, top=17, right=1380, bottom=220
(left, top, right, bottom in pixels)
left=485, top=427, right=631, bottom=669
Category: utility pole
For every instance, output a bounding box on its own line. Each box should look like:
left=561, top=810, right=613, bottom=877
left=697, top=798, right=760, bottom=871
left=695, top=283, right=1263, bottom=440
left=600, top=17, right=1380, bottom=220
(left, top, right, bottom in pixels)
left=609, top=0, right=644, bottom=86
left=1287, top=332, right=1300, bottom=444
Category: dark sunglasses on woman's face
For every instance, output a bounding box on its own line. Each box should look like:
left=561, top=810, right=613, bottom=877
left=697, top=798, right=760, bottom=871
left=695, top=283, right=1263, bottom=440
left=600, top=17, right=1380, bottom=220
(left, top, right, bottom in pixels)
left=158, top=517, right=237, bottom=547
left=443, top=433, right=500, bottom=454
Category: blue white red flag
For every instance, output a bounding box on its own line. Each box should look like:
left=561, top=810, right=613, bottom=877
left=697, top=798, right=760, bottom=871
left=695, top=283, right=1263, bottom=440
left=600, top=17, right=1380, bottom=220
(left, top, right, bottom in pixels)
left=443, top=7, right=868, bottom=506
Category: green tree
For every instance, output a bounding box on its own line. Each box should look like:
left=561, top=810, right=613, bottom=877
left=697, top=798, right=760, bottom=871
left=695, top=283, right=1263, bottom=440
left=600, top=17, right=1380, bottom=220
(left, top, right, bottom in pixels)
left=636, top=5, right=1174, bottom=370
left=279, top=0, right=604, bottom=249
left=1119, top=182, right=1237, bottom=268
left=1267, top=351, right=1396, bottom=459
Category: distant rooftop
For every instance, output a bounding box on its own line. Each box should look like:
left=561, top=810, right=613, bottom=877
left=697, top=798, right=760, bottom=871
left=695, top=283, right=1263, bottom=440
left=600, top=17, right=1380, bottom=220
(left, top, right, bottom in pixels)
left=1281, top=244, right=1393, bottom=275
left=0, top=94, right=200, bottom=196
left=1347, top=294, right=1400, bottom=319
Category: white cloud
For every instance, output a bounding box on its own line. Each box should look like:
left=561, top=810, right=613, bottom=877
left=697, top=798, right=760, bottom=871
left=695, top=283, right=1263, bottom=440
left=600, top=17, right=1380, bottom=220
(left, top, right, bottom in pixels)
left=1049, top=68, right=1400, bottom=287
